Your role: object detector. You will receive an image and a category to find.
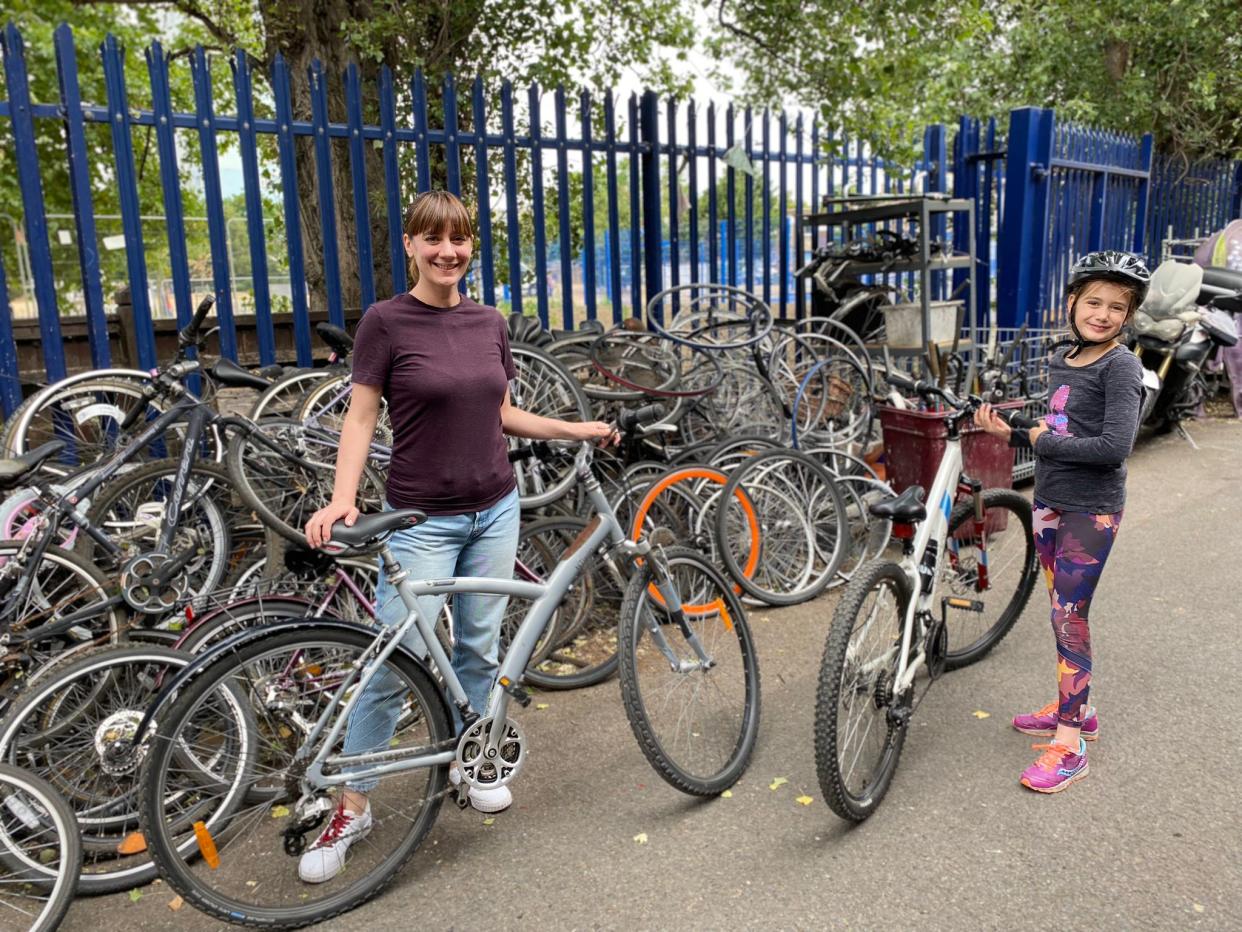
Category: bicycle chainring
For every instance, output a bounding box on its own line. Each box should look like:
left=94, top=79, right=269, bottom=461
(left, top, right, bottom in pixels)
left=455, top=715, right=525, bottom=789
left=120, top=552, right=189, bottom=614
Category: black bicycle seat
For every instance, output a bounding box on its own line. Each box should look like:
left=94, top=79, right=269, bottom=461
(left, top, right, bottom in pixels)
left=869, top=485, right=927, bottom=523
left=210, top=358, right=272, bottom=391
left=0, top=440, right=66, bottom=489
left=316, top=322, right=354, bottom=357
left=327, top=509, right=428, bottom=550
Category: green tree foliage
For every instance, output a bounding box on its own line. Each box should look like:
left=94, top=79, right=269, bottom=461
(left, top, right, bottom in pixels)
left=708, top=0, right=1242, bottom=161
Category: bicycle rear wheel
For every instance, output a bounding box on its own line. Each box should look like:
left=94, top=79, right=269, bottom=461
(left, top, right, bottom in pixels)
left=139, top=625, right=451, bottom=928
left=618, top=547, right=760, bottom=796
left=0, top=762, right=81, bottom=932
left=941, top=489, right=1037, bottom=670
left=814, top=560, right=911, bottom=822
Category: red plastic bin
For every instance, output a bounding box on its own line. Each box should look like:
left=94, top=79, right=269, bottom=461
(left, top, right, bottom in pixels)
left=876, top=401, right=1022, bottom=535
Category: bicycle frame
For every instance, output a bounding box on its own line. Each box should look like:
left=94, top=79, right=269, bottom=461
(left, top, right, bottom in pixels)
left=887, top=414, right=987, bottom=699
left=301, top=451, right=634, bottom=790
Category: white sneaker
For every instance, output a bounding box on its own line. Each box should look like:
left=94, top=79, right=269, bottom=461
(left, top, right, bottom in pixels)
left=297, top=802, right=373, bottom=884
left=449, top=765, right=513, bottom=813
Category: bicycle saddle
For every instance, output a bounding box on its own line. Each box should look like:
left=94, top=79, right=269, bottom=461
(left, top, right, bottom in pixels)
left=210, top=358, right=272, bottom=391
left=315, top=322, right=354, bottom=357
left=0, top=440, right=66, bottom=489
left=869, top=485, right=927, bottom=523
left=327, top=509, right=428, bottom=550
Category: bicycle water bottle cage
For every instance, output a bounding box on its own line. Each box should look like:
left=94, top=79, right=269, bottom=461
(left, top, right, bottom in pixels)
left=868, top=485, right=927, bottom=523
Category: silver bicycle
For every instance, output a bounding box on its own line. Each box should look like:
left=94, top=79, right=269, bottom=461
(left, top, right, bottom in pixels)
left=136, top=408, right=760, bottom=927
left=814, top=373, right=1038, bottom=822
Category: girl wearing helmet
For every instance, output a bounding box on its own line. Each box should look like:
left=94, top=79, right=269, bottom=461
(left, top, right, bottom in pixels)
left=974, top=250, right=1148, bottom=793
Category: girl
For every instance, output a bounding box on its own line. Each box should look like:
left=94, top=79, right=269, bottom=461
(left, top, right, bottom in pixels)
left=975, top=250, right=1149, bottom=794
left=299, top=191, right=616, bottom=883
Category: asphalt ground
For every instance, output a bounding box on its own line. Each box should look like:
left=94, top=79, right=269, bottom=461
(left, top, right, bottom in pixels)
left=64, top=417, right=1242, bottom=931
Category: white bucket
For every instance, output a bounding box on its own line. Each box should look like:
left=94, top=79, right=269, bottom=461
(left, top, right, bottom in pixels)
left=882, top=300, right=962, bottom=348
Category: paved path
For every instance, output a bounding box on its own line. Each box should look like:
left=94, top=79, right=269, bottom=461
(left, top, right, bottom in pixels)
left=65, top=418, right=1242, bottom=930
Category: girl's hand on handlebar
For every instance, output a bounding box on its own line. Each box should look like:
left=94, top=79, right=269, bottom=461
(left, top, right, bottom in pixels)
left=974, top=403, right=1012, bottom=440
left=567, top=420, right=621, bottom=447
left=305, top=501, right=359, bottom=549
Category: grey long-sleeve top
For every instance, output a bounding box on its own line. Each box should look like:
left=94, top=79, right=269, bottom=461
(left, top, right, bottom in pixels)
left=1009, top=346, right=1143, bottom=513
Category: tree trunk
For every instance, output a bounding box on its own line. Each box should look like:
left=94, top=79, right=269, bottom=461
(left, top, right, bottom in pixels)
left=261, top=0, right=394, bottom=317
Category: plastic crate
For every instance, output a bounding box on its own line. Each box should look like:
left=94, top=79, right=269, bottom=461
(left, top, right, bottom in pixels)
left=877, top=401, right=1023, bottom=535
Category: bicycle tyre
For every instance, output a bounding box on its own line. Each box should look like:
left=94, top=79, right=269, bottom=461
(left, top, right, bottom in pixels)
left=942, top=489, right=1038, bottom=670
left=0, top=645, right=199, bottom=894
left=0, top=762, right=82, bottom=932
left=617, top=546, right=760, bottom=796
left=248, top=367, right=341, bottom=420
left=77, top=458, right=234, bottom=601
left=814, top=559, right=911, bottom=822
left=509, top=343, right=593, bottom=509
left=139, top=624, right=451, bottom=928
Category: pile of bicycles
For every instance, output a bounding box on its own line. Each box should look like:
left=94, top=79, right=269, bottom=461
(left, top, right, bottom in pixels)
left=0, top=279, right=1031, bottom=927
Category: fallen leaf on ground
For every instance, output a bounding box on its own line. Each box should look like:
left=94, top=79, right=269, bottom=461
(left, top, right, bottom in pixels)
left=535, top=703, right=550, bottom=710
left=482, top=817, right=495, bottom=826
left=633, top=832, right=648, bottom=845
left=128, top=889, right=143, bottom=903
left=270, top=805, right=290, bottom=819
left=795, top=795, right=813, bottom=806
left=168, top=896, right=184, bottom=912
left=972, top=710, right=991, bottom=719
left=117, top=831, right=147, bottom=855
left=1193, top=905, right=1205, bottom=913
left=769, top=777, right=788, bottom=790
left=721, top=790, right=733, bottom=798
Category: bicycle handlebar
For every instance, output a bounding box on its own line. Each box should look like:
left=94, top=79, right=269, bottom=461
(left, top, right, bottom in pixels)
left=178, top=295, right=216, bottom=348
left=617, top=403, right=666, bottom=434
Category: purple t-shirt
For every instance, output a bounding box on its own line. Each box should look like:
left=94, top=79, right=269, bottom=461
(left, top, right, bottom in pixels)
left=351, top=293, right=517, bottom=514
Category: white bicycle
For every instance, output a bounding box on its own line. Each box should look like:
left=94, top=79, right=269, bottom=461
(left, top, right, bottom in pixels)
left=814, top=373, right=1039, bottom=821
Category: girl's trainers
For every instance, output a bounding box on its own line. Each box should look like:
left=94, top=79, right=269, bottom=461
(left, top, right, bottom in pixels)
left=1012, top=701, right=1098, bottom=740
left=1019, top=739, right=1088, bottom=793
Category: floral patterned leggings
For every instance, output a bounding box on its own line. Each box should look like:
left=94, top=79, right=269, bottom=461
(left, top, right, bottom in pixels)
left=1032, top=501, right=1124, bottom=728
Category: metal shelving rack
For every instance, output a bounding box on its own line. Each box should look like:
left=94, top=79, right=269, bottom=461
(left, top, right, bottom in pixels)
left=800, top=194, right=979, bottom=379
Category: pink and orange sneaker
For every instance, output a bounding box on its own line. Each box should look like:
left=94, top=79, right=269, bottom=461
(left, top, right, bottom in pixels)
left=1011, top=702, right=1098, bottom=740
left=1020, top=740, right=1088, bottom=793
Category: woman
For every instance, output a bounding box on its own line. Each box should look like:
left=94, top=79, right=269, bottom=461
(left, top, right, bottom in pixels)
left=975, top=250, right=1148, bottom=794
left=299, top=191, right=616, bottom=883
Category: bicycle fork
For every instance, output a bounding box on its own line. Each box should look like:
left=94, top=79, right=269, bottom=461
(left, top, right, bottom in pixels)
left=642, top=554, right=716, bottom=674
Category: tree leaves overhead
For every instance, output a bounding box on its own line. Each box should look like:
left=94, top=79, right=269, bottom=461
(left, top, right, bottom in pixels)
left=708, top=0, right=1242, bottom=161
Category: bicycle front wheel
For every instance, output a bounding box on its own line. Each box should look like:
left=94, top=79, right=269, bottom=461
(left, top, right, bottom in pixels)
left=139, top=624, right=451, bottom=928
left=814, top=560, right=911, bottom=822
left=941, top=489, right=1037, bottom=670
left=618, top=547, right=760, bottom=796
left=0, top=762, right=82, bottom=932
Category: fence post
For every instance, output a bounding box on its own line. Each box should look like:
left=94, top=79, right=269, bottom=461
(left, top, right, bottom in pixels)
left=924, top=123, right=948, bottom=299
left=0, top=247, right=21, bottom=416
left=1231, top=161, right=1242, bottom=225
left=3, top=24, right=67, bottom=382
left=951, top=117, right=978, bottom=317
left=998, top=107, right=1055, bottom=328
left=1132, top=132, right=1155, bottom=256
left=639, top=90, right=663, bottom=323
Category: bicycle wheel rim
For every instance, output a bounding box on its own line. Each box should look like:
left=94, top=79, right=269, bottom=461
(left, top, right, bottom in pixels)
left=139, top=627, right=450, bottom=926
left=618, top=549, right=760, bottom=795
left=0, top=763, right=81, bottom=932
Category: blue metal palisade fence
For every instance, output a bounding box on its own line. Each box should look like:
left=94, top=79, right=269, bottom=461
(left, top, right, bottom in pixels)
left=1, top=23, right=1241, bottom=416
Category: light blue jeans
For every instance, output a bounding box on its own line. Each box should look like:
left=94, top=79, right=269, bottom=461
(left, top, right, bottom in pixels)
left=341, top=487, right=520, bottom=792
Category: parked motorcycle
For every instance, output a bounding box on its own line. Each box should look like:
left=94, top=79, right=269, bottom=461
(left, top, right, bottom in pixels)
left=1128, top=260, right=1240, bottom=440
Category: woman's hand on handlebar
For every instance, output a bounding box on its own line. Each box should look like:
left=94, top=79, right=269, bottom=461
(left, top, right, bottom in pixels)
left=973, top=403, right=1013, bottom=440
left=305, top=500, right=359, bottom=549
left=566, top=420, right=620, bottom=448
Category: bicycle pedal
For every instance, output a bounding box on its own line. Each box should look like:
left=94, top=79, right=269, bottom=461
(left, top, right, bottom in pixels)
left=497, top=676, right=531, bottom=708
left=941, top=596, right=984, bottom=613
